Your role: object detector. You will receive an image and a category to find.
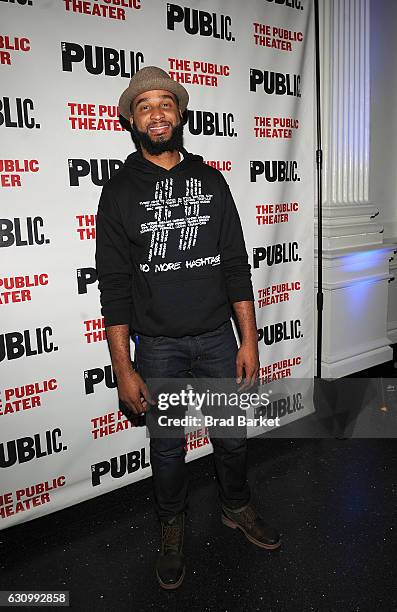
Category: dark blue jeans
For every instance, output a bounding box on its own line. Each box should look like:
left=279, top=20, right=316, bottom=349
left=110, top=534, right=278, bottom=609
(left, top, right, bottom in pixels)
left=133, top=320, right=251, bottom=521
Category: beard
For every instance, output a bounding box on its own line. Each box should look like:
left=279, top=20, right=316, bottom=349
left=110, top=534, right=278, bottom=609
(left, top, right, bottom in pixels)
left=131, top=120, right=184, bottom=156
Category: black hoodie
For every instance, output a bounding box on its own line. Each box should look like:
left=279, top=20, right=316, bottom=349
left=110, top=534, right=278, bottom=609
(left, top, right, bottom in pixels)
left=95, top=147, right=254, bottom=337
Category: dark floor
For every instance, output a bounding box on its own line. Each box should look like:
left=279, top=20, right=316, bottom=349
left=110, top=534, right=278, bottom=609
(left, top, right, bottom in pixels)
left=0, top=348, right=396, bottom=611
left=1, top=436, right=396, bottom=611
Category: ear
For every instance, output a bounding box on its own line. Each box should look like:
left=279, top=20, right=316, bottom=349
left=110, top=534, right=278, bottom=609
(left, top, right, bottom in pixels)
left=129, top=116, right=134, bottom=128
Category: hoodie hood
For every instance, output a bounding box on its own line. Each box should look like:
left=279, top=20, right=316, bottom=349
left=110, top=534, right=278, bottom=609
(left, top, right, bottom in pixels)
left=123, top=147, right=204, bottom=178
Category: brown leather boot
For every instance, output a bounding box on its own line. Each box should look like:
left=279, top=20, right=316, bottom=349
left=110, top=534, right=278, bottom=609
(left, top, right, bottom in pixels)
left=221, top=503, right=281, bottom=549
left=156, top=513, right=185, bottom=589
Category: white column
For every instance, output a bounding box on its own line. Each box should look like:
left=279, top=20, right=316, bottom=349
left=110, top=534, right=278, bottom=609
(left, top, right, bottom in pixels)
left=317, top=0, right=381, bottom=248
left=316, top=0, right=396, bottom=377
left=324, top=0, right=369, bottom=207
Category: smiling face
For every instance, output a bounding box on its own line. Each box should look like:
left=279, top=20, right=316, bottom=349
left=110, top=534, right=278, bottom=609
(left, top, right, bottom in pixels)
left=130, top=89, right=183, bottom=143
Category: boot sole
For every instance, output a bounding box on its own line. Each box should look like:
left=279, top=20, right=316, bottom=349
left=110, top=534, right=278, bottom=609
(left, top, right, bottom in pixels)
left=221, top=514, right=281, bottom=550
left=156, top=565, right=185, bottom=590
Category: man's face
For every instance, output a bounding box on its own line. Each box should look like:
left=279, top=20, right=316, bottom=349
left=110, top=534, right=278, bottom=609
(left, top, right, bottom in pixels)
left=129, top=89, right=184, bottom=155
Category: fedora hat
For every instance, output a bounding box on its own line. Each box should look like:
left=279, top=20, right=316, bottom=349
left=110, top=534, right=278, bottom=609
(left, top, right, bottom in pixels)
left=118, top=66, right=189, bottom=120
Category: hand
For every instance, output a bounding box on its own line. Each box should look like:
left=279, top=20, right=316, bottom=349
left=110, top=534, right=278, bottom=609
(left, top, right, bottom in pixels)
left=116, top=370, right=155, bottom=415
left=236, top=341, right=259, bottom=391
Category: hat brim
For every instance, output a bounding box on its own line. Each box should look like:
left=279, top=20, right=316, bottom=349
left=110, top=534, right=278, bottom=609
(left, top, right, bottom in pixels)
left=118, top=77, right=189, bottom=120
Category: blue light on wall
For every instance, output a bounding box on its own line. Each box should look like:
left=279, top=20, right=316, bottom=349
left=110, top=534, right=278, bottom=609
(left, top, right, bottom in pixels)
left=340, top=249, right=386, bottom=273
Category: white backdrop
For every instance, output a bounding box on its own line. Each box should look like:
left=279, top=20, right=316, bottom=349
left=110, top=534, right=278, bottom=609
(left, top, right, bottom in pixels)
left=1, top=0, right=315, bottom=529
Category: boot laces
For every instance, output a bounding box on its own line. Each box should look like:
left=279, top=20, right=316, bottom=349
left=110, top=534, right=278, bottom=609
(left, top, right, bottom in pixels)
left=238, top=505, right=257, bottom=528
left=163, top=519, right=182, bottom=552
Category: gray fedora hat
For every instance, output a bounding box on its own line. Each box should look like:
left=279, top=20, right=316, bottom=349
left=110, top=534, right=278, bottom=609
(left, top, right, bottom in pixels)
left=118, top=66, right=189, bottom=120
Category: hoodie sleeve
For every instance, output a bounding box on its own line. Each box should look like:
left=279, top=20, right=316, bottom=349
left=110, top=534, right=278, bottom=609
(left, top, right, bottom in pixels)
left=95, top=184, right=133, bottom=327
left=218, top=173, right=254, bottom=304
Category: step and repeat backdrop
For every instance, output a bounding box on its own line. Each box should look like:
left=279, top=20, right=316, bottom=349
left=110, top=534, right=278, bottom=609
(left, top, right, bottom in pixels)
left=1, top=0, right=315, bottom=528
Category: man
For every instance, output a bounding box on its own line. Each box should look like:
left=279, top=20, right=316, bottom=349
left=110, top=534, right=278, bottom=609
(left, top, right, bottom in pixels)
left=95, top=66, right=281, bottom=590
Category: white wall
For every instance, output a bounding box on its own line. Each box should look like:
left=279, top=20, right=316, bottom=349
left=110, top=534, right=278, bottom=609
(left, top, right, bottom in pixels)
left=370, top=0, right=397, bottom=238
